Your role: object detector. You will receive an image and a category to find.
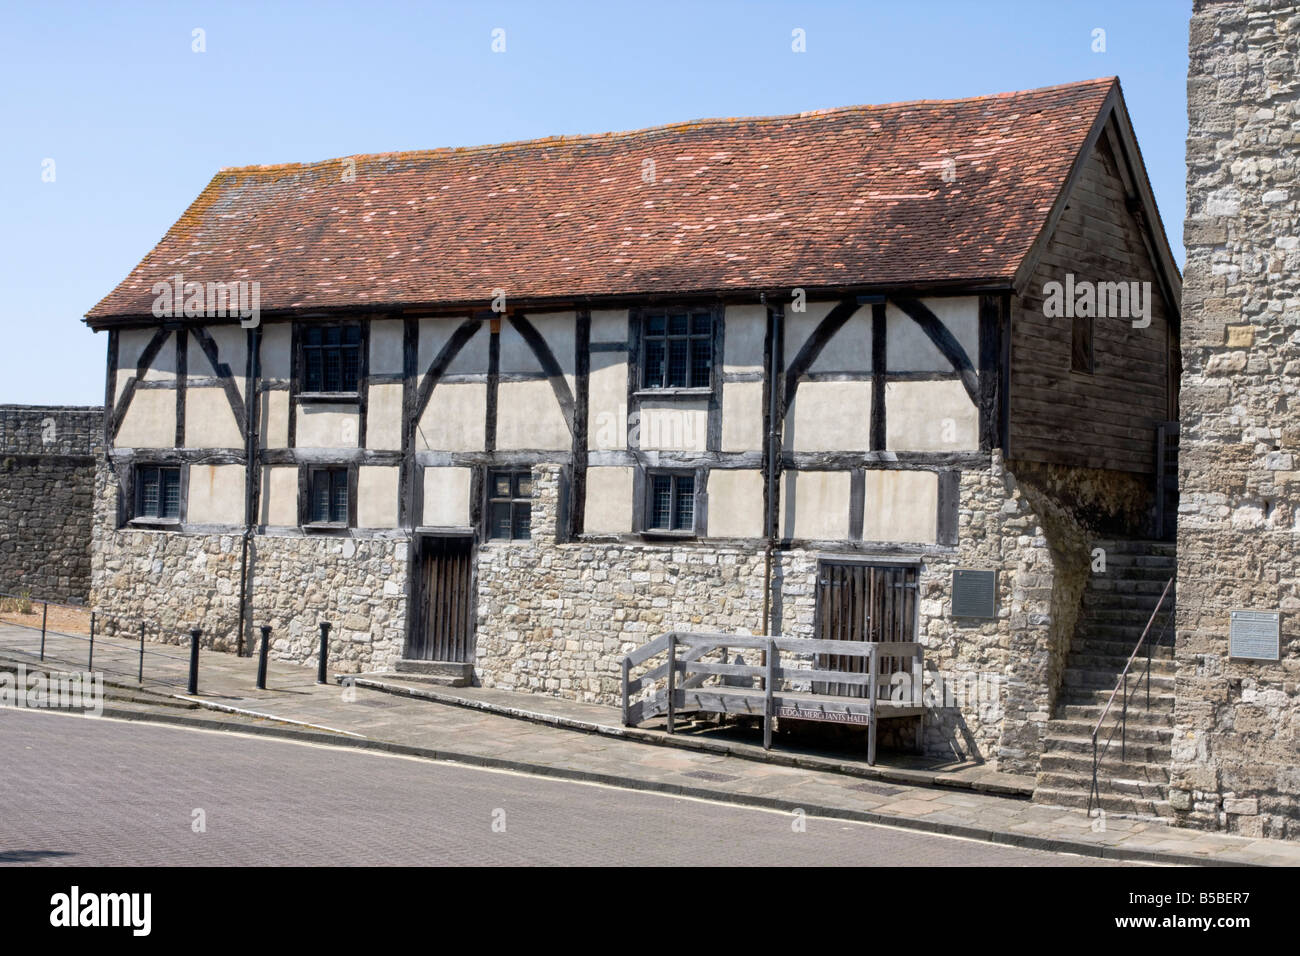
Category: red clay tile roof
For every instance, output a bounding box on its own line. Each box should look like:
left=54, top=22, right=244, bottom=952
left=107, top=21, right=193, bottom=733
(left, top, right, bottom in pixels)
left=86, top=77, right=1118, bottom=323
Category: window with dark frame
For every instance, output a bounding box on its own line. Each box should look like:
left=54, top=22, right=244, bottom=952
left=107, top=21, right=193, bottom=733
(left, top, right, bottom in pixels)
left=487, top=470, right=532, bottom=541
left=302, top=325, right=362, bottom=394
left=641, top=310, right=713, bottom=390
left=1071, top=313, right=1094, bottom=373
left=308, top=467, right=350, bottom=525
left=647, top=472, right=695, bottom=533
left=135, top=465, right=181, bottom=520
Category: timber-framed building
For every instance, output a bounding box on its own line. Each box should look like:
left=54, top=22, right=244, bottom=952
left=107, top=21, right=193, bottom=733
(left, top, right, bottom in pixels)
left=85, top=77, right=1181, bottom=781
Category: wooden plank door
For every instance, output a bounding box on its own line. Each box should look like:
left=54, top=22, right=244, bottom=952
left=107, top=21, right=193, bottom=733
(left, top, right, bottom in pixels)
left=410, top=536, right=475, bottom=662
left=815, top=563, right=917, bottom=697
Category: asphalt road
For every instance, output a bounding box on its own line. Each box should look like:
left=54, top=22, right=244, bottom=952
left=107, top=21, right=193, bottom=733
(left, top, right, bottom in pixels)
left=0, top=709, right=1114, bottom=866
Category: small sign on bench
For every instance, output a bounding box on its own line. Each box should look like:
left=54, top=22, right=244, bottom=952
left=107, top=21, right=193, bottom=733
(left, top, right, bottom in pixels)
left=777, top=705, right=870, bottom=725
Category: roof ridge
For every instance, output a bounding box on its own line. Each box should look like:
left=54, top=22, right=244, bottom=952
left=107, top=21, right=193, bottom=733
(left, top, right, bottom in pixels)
left=216, top=77, right=1118, bottom=178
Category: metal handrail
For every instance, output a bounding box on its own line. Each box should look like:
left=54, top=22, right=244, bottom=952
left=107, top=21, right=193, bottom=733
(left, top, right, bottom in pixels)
left=1088, top=577, right=1175, bottom=815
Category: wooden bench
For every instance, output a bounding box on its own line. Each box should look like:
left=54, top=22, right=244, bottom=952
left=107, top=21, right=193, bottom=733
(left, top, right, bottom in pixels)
left=620, top=632, right=924, bottom=765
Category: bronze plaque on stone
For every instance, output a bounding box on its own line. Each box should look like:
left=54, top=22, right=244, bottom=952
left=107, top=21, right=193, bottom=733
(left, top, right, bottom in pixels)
left=1229, top=609, right=1280, bottom=661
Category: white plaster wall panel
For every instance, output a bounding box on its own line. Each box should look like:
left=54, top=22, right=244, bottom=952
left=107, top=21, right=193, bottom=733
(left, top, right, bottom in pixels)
left=366, top=382, right=403, bottom=450
left=369, top=319, right=404, bottom=375
left=784, top=302, right=872, bottom=374
left=584, top=466, right=634, bottom=533
left=357, top=466, right=399, bottom=528
left=589, top=309, right=628, bottom=345
left=706, top=469, right=765, bottom=538
left=262, top=390, right=290, bottom=449
left=784, top=381, right=871, bottom=452
left=262, top=466, right=298, bottom=527
left=863, top=470, right=938, bottom=543
left=721, top=380, right=763, bottom=452
left=116, top=393, right=157, bottom=449
left=187, top=387, right=244, bottom=448
left=588, top=353, right=627, bottom=451
left=422, top=466, right=472, bottom=528
left=885, top=380, right=978, bottom=451
left=782, top=470, right=851, bottom=540
left=416, top=383, right=486, bottom=451
left=186, top=464, right=245, bottom=525
left=418, top=316, right=488, bottom=376
left=723, top=304, right=766, bottom=373
left=205, top=326, right=249, bottom=401
left=505, top=313, right=576, bottom=375
left=638, top=399, right=708, bottom=452
left=296, top=405, right=361, bottom=449
left=260, top=322, right=292, bottom=381
left=886, top=296, right=978, bottom=372
left=496, top=380, right=570, bottom=450
left=115, top=329, right=160, bottom=397
left=142, top=331, right=178, bottom=382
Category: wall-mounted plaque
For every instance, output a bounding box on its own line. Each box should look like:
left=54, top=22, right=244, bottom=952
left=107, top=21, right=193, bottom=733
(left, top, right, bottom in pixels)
left=1229, top=609, right=1280, bottom=661
left=952, top=569, right=997, bottom=619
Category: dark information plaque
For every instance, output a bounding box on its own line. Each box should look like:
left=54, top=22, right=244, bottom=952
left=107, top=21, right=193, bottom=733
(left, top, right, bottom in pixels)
left=1229, top=609, right=1281, bottom=661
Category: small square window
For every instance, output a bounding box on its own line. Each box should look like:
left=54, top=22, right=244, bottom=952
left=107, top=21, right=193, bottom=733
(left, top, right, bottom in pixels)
left=647, top=472, right=695, bottom=533
left=135, top=465, right=181, bottom=520
left=302, top=325, right=361, bottom=393
left=641, top=310, right=713, bottom=389
left=308, top=468, right=350, bottom=525
left=487, top=470, right=532, bottom=541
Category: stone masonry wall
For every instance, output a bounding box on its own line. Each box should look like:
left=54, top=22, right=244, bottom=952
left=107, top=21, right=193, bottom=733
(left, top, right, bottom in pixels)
left=475, top=456, right=1077, bottom=773
left=1178, top=0, right=1300, bottom=839
left=0, top=405, right=102, bottom=603
left=90, top=459, right=407, bottom=669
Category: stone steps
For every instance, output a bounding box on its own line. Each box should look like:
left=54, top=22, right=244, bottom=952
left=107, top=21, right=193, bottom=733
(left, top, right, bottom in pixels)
left=1063, top=651, right=1177, bottom=673
left=1039, top=751, right=1170, bottom=781
left=390, top=659, right=474, bottom=687
left=1046, top=717, right=1173, bottom=745
left=1039, top=733, right=1168, bottom=763
left=1033, top=786, right=1173, bottom=819
left=1061, top=667, right=1174, bottom=692
left=1056, top=691, right=1175, bottom=714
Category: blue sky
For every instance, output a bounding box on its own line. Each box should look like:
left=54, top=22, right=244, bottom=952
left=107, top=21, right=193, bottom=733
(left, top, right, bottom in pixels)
left=0, top=0, right=1191, bottom=405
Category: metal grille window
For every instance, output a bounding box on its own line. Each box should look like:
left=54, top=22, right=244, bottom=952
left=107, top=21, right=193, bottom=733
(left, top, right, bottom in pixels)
left=647, top=472, right=694, bottom=532
left=302, top=325, right=361, bottom=393
left=641, top=311, right=713, bottom=389
left=309, top=468, right=349, bottom=525
left=488, top=470, right=532, bottom=540
left=136, top=465, right=181, bottom=520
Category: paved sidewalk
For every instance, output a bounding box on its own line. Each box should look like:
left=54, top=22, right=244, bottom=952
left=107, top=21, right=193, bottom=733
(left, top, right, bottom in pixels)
left=4, top=622, right=1300, bottom=866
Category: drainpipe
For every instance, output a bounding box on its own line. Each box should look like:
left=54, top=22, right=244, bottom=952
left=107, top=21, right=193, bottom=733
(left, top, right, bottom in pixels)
left=762, top=296, right=784, bottom=638
left=236, top=323, right=262, bottom=656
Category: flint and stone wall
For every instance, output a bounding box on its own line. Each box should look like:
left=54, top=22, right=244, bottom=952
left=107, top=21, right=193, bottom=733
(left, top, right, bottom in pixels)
left=1177, top=0, right=1300, bottom=840
left=0, top=405, right=102, bottom=603
left=474, top=456, right=1083, bottom=774
left=91, top=459, right=408, bottom=668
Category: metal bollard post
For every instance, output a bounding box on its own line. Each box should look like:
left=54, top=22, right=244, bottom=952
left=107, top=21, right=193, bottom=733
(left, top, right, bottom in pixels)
left=316, top=622, right=331, bottom=684
left=39, top=601, right=47, bottom=661
left=138, top=623, right=145, bottom=683
left=88, top=612, right=96, bottom=671
left=256, top=625, right=271, bottom=690
left=188, top=628, right=201, bottom=695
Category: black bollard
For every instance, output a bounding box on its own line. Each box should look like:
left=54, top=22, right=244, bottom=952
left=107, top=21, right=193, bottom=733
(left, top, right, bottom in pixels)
left=188, top=628, right=201, bottom=695
left=138, top=623, right=145, bottom=683
left=316, top=622, right=331, bottom=684
left=256, top=625, right=271, bottom=690
left=88, top=612, right=96, bottom=671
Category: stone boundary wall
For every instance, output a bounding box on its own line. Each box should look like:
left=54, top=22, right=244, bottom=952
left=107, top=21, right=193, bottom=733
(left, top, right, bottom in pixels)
left=0, top=405, right=102, bottom=603
left=1177, top=0, right=1300, bottom=840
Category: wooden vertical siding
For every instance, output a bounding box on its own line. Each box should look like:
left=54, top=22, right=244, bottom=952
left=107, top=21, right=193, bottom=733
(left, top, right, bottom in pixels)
left=1008, top=131, right=1174, bottom=475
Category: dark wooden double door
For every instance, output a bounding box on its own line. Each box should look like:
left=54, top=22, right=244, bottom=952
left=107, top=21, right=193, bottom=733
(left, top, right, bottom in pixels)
left=814, top=562, right=918, bottom=697
left=409, top=536, right=475, bottom=663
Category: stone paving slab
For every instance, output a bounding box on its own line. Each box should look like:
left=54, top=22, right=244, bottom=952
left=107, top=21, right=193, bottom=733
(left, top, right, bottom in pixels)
left=4, top=623, right=1300, bottom=866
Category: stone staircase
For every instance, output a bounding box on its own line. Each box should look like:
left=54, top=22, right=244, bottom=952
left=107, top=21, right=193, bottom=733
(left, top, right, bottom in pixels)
left=1033, top=540, right=1177, bottom=819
